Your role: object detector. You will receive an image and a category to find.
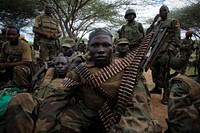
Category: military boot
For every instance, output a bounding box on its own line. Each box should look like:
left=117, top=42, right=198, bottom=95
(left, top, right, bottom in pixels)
left=150, top=85, right=162, bottom=94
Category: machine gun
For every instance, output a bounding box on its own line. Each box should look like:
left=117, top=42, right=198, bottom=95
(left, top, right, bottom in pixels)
left=141, top=21, right=170, bottom=72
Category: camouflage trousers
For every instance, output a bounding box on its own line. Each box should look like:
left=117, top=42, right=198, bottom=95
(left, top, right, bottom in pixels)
left=13, top=65, right=31, bottom=86
left=39, top=41, right=59, bottom=62
left=0, top=65, right=31, bottom=86
left=4, top=93, right=41, bottom=133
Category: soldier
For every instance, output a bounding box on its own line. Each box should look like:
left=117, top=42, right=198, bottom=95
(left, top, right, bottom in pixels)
left=0, top=25, right=32, bottom=90
left=60, top=37, right=86, bottom=71
left=77, top=40, right=87, bottom=54
left=33, top=3, right=62, bottom=62
left=166, top=53, right=200, bottom=133
left=118, top=8, right=145, bottom=51
left=147, top=5, right=181, bottom=105
left=33, top=27, right=161, bottom=133
left=3, top=55, right=70, bottom=133
left=115, top=38, right=130, bottom=59
left=33, top=55, right=69, bottom=99
left=179, top=30, right=195, bottom=74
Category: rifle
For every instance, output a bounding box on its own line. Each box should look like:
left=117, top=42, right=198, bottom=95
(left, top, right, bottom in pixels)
left=142, top=21, right=170, bottom=72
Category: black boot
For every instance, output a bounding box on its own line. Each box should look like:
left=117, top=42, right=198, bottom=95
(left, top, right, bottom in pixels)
left=150, top=85, right=162, bottom=94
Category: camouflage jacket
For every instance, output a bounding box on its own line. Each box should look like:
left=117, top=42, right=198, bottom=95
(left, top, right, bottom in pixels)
left=168, top=75, right=200, bottom=133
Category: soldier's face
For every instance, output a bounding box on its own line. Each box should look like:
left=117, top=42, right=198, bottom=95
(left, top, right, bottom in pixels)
left=54, top=56, right=68, bottom=77
left=126, top=14, right=136, bottom=22
left=159, top=6, right=168, bottom=18
left=117, top=43, right=129, bottom=54
left=89, top=34, right=113, bottom=68
left=6, top=28, right=20, bottom=45
left=61, top=47, right=74, bottom=57
left=44, top=4, right=52, bottom=15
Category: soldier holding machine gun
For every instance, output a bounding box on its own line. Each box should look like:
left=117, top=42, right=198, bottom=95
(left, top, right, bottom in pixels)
left=146, top=5, right=182, bottom=105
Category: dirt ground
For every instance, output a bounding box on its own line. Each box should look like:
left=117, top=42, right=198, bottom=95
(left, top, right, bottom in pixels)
left=143, top=70, right=168, bottom=132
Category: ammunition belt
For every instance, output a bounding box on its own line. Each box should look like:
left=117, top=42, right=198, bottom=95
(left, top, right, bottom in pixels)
left=99, top=33, right=152, bottom=132
left=62, top=77, right=81, bottom=88
left=64, top=33, right=152, bottom=132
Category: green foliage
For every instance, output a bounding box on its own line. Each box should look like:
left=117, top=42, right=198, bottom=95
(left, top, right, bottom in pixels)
left=0, top=0, right=39, bottom=28
left=169, top=2, right=200, bottom=32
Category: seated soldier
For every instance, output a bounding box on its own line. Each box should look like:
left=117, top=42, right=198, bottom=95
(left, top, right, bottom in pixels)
left=0, top=26, right=32, bottom=91
left=3, top=55, right=69, bottom=133
left=33, top=55, right=69, bottom=99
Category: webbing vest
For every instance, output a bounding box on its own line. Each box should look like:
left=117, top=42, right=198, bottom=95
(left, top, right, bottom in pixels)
left=39, top=14, right=59, bottom=34
left=172, top=75, right=200, bottom=109
left=62, top=33, right=152, bottom=132
left=36, top=14, right=60, bottom=44
left=121, top=22, right=142, bottom=46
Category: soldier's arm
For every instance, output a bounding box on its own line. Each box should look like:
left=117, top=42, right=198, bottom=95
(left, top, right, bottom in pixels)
left=168, top=81, right=197, bottom=132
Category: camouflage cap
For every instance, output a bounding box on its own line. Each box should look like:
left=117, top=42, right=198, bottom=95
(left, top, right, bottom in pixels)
left=117, top=38, right=129, bottom=45
left=62, top=38, right=75, bottom=48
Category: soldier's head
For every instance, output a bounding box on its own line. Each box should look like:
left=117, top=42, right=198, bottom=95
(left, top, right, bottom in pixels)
left=61, top=38, right=75, bottom=57
left=6, top=25, right=20, bottom=45
left=54, top=55, right=69, bottom=78
left=117, top=38, right=130, bottom=55
left=159, top=5, right=169, bottom=19
left=44, top=3, right=53, bottom=15
left=124, top=9, right=136, bottom=23
left=88, top=27, right=113, bottom=68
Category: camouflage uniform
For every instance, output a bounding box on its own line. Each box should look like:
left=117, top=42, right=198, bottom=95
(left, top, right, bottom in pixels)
left=3, top=68, right=65, bottom=133
left=0, top=39, right=32, bottom=86
left=34, top=60, right=161, bottom=133
left=167, top=75, right=200, bottom=132
left=119, top=21, right=145, bottom=51
left=149, top=18, right=181, bottom=88
left=33, top=13, right=61, bottom=61
left=179, top=37, right=195, bottom=74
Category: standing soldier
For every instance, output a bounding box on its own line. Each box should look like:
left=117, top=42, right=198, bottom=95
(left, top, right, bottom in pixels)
left=118, top=8, right=145, bottom=51
left=147, top=5, right=181, bottom=104
left=33, top=3, right=62, bottom=62
left=179, top=30, right=195, bottom=74
left=0, top=26, right=32, bottom=90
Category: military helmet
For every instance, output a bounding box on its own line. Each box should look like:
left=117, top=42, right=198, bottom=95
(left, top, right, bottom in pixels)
left=169, top=55, right=187, bottom=70
left=124, top=9, right=136, bottom=18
